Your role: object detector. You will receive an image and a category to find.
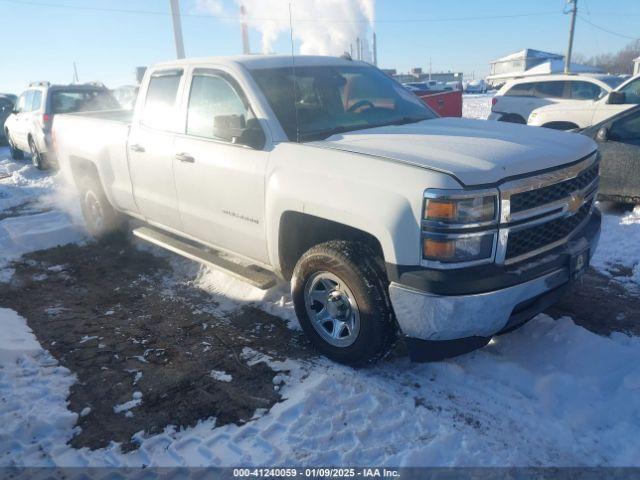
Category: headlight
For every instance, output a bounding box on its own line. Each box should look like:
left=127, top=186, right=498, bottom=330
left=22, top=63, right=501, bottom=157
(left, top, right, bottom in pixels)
left=423, top=189, right=498, bottom=227
left=421, top=189, right=499, bottom=268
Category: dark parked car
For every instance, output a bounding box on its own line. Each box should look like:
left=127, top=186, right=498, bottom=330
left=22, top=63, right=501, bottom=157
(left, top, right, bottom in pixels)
left=0, top=94, right=17, bottom=144
left=583, top=105, right=640, bottom=204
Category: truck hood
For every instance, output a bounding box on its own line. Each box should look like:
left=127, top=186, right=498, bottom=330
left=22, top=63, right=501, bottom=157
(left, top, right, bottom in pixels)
left=312, top=117, right=597, bottom=186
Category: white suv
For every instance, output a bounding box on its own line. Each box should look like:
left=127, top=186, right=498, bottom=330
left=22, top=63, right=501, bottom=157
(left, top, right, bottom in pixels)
left=4, top=82, right=119, bottom=169
left=528, top=74, right=640, bottom=130
left=488, top=74, right=625, bottom=125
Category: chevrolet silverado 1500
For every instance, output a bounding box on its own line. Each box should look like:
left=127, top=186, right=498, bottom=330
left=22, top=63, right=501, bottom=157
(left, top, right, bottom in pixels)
left=52, top=55, right=601, bottom=364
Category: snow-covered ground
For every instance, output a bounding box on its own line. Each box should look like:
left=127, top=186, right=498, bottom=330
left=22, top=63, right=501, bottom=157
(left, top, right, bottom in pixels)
left=1, top=102, right=640, bottom=467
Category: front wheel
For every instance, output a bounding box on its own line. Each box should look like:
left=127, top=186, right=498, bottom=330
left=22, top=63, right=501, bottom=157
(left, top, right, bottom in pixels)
left=291, top=240, right=397, bottom=365
left=6, top=130, right=23, bottom=160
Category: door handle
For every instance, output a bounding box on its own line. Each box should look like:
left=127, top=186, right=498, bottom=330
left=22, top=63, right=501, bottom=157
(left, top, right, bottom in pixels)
left=130, top=144, right=145, bottom=153
left=175, top=152, right=195, bottom=163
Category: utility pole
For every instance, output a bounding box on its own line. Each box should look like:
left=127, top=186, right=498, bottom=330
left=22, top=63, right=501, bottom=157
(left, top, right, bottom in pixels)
left=564, top=0, right=577, bottom=73
left=240, top=5, right=250, bottom=55
left=169, top=0, right=185, bottom=59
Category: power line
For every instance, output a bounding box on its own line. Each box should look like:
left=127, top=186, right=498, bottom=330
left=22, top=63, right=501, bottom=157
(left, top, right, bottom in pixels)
left=0, top=0, right=561, bottom=24
left=577, top=15, right=640, bottom=41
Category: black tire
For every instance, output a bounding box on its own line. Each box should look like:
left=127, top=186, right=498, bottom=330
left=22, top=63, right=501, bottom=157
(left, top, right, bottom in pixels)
left=291, top=240, right=397, bottom=365
left=28, top=137, right=47, bottom=170
left=498, top=114, right=526, bottom=124
left=78, top=174, right=125, bottom=238
left=6, top=130, right=23, bottom=160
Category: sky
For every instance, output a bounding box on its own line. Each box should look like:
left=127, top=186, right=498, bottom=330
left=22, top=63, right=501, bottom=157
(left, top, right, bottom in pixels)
left=1, top=0, right=639, bottom=94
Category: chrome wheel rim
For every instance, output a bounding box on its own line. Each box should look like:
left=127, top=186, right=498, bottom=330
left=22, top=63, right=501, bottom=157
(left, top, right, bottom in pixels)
left=304, top=271, right=360, bottom=347
left=84, top=190, right=104, bottom=233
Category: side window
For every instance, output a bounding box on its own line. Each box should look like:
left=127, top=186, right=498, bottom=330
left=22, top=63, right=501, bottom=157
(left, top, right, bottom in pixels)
left=186, top=73, right=253, bottom=141
left=569, top=81, right=602, bottom=100
left=141, top=70, right=183, bottom=131
left=31, top=90, right=43, bottom=111
left=620, top=78, right=640, bottom=104
left=610, top=111, right=640, bottom=141
left=533, top=81, right=566, bottom=99
left=505, top=82, right=534, bottom=97
left=16, top=93, right=27, bottom=112
left=24, top=91, right=34, bottom=112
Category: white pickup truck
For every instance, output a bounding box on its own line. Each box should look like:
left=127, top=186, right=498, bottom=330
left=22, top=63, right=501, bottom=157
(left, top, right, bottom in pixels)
left=52, top=55, right=601, bottom=365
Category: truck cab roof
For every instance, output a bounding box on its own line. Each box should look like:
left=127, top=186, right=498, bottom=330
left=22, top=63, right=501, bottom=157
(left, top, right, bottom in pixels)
left=152, top=54, right=371, bottom=71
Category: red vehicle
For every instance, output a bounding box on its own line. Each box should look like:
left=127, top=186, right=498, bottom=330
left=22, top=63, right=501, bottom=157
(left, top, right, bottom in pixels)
left=404, top=83, right=463, bottom=117
left=418, top=89, right=463, bottom=117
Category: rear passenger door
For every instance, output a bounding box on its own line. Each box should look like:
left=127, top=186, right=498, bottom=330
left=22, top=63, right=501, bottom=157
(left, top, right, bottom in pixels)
left=172, top=68, right=270, bottom=263
left=13, top=91, right=32, bottom=149
left=128, top=69, right=185, bottom=231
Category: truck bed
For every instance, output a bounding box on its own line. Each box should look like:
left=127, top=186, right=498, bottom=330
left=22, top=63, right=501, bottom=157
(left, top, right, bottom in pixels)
left=61, top=109, right=133, bottom=123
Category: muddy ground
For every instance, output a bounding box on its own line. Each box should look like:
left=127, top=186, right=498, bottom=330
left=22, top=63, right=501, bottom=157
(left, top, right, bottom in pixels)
left=0, top=234, right=638, bottom=452
left=0, top=235, right=310, bottom=452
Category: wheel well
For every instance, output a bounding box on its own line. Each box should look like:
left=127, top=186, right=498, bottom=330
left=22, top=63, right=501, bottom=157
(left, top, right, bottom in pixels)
left=278, top=211, right=384, bottom=280
left=498, top=113, right=526, bottom=124
left=68, top=156, right=100, bottom=186
left=541, top=121, right=579, bottom=131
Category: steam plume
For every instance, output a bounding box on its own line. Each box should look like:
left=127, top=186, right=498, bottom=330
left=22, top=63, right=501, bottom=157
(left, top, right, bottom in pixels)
left=197, top=0, right=375, bottom=61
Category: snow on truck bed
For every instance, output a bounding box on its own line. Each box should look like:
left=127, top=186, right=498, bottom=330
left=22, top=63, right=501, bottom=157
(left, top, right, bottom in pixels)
left=1, top=99, right=640, bottom=468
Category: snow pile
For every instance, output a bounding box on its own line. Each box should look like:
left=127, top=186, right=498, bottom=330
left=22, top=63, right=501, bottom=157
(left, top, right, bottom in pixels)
left=592, top=205, right=640, bottom=288
left=210, top=370, right=233, bottom=382
left=0, top=148, right=86, bottom=277
left=0, top=308, right=42, bottom=363
left=462, top=93, right=494, bottom=120
left=2, top=306, right=640, bottom=467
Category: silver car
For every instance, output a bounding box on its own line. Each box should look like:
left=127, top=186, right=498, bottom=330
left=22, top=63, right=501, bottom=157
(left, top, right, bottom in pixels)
left=4, top=82, right=120, bottom=169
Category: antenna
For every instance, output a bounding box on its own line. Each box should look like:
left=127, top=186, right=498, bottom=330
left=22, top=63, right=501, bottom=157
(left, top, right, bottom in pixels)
left=289, top=1, right=300, bottom=143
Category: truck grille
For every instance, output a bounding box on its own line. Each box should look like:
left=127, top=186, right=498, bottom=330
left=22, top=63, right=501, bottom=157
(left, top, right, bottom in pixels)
left=510, top=162, right=599, bottom=213
left=505, top=199, right=593, bottom=260
left=499, top=153, right=599, bottom=264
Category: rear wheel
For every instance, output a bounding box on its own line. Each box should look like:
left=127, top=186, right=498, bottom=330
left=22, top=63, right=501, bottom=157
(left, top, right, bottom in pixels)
left=28, top=138, right=47, bottom=170
left=6, top=130, right=23, bottom=160
left=78, top=174, right=125, bottom=238
left=291, top=240, right=397, bottom=365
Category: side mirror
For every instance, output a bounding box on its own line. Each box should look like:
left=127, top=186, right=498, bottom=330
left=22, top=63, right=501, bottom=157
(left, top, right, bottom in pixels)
left=213, top=114, right=265, bottom=149
left=607, top=91, right=626, bottom=105
left=213, top=114, right=246, bottom=141
left=236, top=118, right=266, bottom=150
left=596, top=126, right=609, bottom=142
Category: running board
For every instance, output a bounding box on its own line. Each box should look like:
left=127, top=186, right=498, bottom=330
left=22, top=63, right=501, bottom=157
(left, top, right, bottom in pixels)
left=132, top=226, right=277, bottom=290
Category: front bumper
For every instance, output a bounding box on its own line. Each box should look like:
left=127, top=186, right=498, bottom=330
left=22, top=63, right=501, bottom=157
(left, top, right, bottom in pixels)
left=388, top=208, right=600, bottom=360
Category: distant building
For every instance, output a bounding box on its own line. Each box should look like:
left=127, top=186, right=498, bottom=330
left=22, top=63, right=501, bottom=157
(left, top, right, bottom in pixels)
left=486, top=48, right=602, bottom=86
left=634, top=56, right=640, bottom=76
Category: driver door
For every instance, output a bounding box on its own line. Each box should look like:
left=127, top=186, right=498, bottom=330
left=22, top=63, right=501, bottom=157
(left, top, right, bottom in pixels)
left=172, top=68, right=269, bottom=263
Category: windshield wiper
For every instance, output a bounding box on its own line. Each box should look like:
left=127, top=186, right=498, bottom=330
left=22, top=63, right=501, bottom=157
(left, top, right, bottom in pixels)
left=299, top=125, right=366, bottom=142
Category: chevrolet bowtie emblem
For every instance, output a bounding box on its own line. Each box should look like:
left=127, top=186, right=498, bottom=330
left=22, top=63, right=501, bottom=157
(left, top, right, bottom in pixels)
left=568, top=193, right=583, bottom=214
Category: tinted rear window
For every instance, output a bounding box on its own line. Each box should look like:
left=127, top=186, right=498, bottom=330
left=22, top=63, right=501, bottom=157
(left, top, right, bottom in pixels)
left=505, top=83, right=535, bottom=97
left=533, top=81, right=566, bottom=98
left=50, top=89, right=120, bottom=114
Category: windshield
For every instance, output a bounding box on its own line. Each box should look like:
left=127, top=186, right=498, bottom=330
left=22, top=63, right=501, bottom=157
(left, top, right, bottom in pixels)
left=50, top=89, right=120, bottom=114
left=598, top=76, right=625, bottom=89
left=250, top=65, right=437, bottom=141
